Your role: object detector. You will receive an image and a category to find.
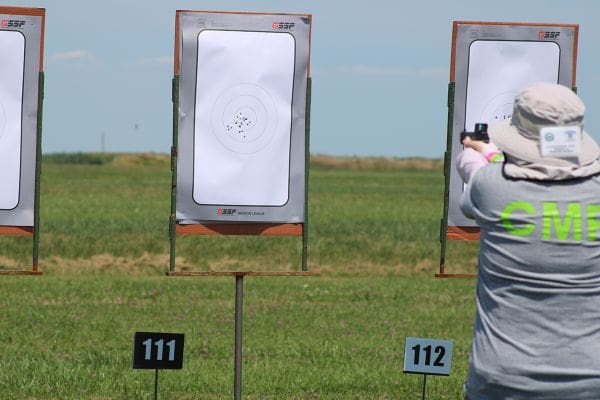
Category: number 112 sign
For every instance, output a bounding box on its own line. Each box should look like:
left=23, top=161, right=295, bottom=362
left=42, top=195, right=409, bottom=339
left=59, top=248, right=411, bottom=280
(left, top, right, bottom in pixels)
left=403, top=337, right=453, bottom=376
left=133, top=332, right=185, bottom=369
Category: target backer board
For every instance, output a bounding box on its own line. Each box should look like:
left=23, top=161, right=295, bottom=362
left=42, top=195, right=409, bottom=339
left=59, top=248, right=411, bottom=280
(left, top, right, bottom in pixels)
left=0, top=7, right=44, bottom=231
left=444, top=21, right=578, bottom=240
left=174, top=11, right=311, bottom=225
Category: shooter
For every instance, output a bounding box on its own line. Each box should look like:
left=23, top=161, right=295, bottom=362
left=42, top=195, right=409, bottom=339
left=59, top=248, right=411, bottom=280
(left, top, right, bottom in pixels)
left=456, top=83, right=600, bottom=399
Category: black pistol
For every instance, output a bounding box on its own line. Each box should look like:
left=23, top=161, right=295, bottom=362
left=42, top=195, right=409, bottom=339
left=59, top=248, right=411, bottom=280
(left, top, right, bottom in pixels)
left=460, top=123, right=489, bottom=143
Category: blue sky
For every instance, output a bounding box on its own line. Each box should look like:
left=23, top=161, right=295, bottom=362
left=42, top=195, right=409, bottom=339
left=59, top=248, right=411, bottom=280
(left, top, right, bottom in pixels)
left=7, top=0, right=600, bottom=157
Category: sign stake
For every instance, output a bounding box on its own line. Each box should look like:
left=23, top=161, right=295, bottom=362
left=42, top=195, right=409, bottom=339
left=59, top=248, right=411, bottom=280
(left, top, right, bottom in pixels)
left=154, top=368, right=159, bottom=400
left=421, top=374, right=427, bottom=400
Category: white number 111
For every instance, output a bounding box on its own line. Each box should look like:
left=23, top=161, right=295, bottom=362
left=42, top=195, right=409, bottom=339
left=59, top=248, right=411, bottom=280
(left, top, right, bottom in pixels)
left=142, top=338, right=176, bottom=361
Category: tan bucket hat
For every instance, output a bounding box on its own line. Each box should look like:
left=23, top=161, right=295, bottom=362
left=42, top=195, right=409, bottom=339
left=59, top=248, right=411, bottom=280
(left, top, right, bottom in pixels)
left=488, top=82, right=600, bottom=166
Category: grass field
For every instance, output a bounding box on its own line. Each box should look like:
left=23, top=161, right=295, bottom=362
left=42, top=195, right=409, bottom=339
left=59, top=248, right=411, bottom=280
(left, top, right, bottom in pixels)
left=0, top=154, right=479, bottom=399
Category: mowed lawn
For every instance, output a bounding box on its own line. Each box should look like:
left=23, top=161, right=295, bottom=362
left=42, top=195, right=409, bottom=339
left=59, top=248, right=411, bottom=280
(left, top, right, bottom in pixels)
left=0, top=155, right=479, bottom=399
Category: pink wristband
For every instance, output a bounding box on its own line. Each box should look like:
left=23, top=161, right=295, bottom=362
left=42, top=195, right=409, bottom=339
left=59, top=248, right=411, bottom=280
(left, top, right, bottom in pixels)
left=484, top=151, right=504, bottom=163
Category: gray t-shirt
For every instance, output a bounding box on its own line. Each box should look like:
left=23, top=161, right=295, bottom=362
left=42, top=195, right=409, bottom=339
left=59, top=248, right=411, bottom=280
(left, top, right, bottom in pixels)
left=462, top=163, right=600, bottom=399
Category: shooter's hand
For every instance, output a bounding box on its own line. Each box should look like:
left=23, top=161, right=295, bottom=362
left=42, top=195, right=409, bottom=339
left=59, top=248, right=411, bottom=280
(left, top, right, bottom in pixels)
left=462, top=136, right=504, bottom=164
left=462, top=136, right=486, bottom=153
left=457, top=137, right=505, bottom=184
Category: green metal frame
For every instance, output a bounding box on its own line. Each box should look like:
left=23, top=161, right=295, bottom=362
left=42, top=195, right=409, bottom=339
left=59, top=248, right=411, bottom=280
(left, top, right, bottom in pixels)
left=301, top=77, right=312, bottom=272
left=438, top=81, right=455, bottom=275
left=169, top=75, right=179, bottom=273
left=168, top=76, right=312, bottom=273
left=32, top=71, right=44, bottom=272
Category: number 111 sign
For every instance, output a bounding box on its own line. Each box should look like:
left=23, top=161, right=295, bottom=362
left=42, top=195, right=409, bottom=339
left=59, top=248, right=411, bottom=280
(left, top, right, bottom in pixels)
left=133, top=332, right=185, bottom=369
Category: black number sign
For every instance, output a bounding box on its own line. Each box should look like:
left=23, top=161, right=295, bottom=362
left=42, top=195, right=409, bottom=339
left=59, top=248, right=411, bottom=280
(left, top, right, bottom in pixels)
left=133, top=332, right=185, bottom=369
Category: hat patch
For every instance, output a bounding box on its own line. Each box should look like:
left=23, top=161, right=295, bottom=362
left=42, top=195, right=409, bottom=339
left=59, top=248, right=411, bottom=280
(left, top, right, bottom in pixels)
left=540, top=125, right=581, bottom=158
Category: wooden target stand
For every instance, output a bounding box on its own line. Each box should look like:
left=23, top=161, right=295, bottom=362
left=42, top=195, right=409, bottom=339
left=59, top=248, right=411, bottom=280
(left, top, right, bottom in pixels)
left=0, top=7, right=45, bottom=276
left=167, top=73, right=314, bottom=399
left=437, top=21, right=579, bottom=279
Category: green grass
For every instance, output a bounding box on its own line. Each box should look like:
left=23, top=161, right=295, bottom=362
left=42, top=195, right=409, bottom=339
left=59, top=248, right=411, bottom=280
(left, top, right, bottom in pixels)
left=0, top=154, right=479, bottom=399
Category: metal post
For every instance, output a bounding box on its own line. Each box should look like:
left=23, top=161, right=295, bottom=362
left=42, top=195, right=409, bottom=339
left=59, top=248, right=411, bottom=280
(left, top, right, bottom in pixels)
left=154, top=368, right=159, bottom=400
left=32, top=71, right=45, bottom=272
left=234, top=274, right=244, bottom=400
left=302, top=77, right=312, bottom=272
left=439, top=81, right=455, bottom=275
left=169, top=76, right=179, bottom=273
left=421, top=374, right=427, bottom=400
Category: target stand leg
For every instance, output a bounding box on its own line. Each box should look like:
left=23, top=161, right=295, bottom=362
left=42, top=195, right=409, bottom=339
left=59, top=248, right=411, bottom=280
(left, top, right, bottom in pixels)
left=234, top=274, right=244, bottom=400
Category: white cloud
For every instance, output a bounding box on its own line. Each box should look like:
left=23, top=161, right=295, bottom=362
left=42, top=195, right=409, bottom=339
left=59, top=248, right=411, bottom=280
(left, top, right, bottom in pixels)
left=49, top=50, right=95, bottom=63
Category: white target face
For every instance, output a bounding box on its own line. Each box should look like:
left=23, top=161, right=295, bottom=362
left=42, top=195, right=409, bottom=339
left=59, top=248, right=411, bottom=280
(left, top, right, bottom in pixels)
left=478, top=91, right=516, bottom=127
left=193, top=30, right=295, bottom=206
left=211, top=83, right=278, bottom=154
left=0, top=101, right=6, bottom=141
left=465, top=41, right=560, bottom=131
left=0, top=30, right=25, bottom=210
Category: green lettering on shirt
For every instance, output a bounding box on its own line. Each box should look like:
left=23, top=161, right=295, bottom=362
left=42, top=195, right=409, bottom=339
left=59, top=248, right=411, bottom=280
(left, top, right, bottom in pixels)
left=501, top=201, right=536, bottom=236
left=542, top=202, right=581, bottom=241
left=587, top=204, right=600, bottom=241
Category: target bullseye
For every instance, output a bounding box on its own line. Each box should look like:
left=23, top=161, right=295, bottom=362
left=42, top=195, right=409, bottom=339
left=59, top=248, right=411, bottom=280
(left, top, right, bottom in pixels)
left=211, top=84, right=278, bottom=153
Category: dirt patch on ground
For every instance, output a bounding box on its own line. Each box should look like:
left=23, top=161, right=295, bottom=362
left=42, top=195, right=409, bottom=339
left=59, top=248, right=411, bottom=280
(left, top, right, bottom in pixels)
left=0, top=253, right=174, bottom=275
left=0, top=253, right=297, bottom=276
left=309, top=257, right=478, bottom=276
left=0, top=256, right=21, bottom=269
left=312, top=259, right=442, bottom=276
left=0, top=254, right=473, bottom=276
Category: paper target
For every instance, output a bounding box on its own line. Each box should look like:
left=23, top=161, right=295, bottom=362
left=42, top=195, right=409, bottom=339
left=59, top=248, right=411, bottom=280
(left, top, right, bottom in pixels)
left=211, top=83, right=278, bottom=154
left=193, top=29, right=295, bottom=206
left=0, top=30, right=25, bottom=210
left=0, top=101, right=6, bottom=141
left=465, top=40, right=560, bottom=132
left=175, top=10, right=311, bottom=223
